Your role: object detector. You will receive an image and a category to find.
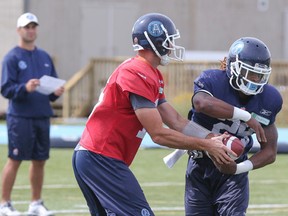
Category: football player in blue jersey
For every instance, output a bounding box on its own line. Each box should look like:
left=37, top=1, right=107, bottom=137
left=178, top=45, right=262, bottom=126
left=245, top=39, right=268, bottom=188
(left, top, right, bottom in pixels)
left=185, top=37, right=283, bottom=216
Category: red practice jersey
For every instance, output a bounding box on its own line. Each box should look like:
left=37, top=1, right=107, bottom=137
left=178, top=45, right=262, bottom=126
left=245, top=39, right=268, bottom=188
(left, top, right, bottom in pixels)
left=80, top=56, right=165, bottom=166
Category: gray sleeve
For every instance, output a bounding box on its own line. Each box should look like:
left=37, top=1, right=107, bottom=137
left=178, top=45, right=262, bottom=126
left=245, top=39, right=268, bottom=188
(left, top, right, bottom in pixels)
left=129, top=93, right=155, bottom=110
left=129, top=93, right=167, bottom=110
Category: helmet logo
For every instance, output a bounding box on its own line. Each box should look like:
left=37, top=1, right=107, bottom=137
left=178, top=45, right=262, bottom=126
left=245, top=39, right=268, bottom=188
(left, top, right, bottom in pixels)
left=230, top=41, right=244, bottom=55
left=148, top=21, right=163, bottom=37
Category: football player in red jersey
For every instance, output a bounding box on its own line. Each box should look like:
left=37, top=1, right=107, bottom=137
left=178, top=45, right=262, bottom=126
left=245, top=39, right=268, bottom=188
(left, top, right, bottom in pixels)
left=72, top=13, right=236, bottom=216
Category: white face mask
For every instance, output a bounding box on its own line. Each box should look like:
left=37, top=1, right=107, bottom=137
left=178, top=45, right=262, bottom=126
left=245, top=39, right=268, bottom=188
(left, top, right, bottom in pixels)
left=229, top=56, right=271, bottom=95
left=134, top=25, right=185, bottom=66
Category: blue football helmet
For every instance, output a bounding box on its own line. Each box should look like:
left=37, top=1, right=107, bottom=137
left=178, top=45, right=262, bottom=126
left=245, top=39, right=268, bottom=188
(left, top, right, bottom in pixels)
left=132, top=13, right=185, bottom=66
left=226, top=37, right=271, bottom=95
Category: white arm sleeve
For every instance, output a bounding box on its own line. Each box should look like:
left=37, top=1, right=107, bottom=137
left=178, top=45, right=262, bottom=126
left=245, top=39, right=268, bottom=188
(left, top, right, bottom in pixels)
left=235, top=160, right=253, bottom=175
left=182, top=120, right=211, bottom=138
left=163, top=121, right=211, bottom=168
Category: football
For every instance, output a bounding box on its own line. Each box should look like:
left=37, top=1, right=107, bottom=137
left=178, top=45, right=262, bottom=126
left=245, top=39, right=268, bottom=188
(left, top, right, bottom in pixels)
left=223, top=135, right=244, bottom=160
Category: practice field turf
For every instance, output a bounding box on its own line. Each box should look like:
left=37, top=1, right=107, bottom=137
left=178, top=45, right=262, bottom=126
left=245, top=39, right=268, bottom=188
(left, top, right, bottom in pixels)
left=0, top=146, right=287, bottom=215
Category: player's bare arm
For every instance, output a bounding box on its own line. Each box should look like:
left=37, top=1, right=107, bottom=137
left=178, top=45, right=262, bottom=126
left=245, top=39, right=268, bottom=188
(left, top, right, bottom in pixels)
left=157, top=101, right=188, bottom=132
left=210, top=156, right=237, bottom=174
left=135, top=106, right=234, bottom=164
left=249, top=123, right=277, bottom=169
left=193, top=92, right=234, bottom=118
left=158, top=102, right=239, bottom=163
left=211, top=123, right=278, bottom=174
left=193, top=91, right=267, bottom=142
left=245, top=118, right=267, bottom=143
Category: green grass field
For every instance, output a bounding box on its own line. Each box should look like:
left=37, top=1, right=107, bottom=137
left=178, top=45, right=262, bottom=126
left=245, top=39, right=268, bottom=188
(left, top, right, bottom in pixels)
left=0, top=146, right=287, bottom=215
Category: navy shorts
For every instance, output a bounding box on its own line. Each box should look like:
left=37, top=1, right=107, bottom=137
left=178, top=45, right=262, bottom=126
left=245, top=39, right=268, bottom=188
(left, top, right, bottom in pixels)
left=72, top=148, right=154, bottom=216
left=185, top=156, right=249, bottom=216
left=6, top=115, right=50, bottom=161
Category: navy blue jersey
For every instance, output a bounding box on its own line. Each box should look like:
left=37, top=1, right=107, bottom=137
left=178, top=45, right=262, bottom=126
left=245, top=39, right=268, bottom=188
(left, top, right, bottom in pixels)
left=192, top=69, right=282, bottom=156
left=185, top=69, right=283, bottom=215
left=1, top=46, right=59, bottom=118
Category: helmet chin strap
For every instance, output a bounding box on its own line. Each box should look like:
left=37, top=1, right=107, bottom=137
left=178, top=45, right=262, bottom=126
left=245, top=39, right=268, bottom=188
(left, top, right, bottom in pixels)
left=160, top=55, right=170, bottom=66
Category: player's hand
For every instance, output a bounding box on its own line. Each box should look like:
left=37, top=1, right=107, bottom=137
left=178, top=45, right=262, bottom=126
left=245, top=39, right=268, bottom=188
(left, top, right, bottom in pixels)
left=26, top=79, right=40, bottom=92
left=246, top=117, right=266, bottom=143
left=54, top=86, right=65, bottom=96
left=205, top=132, right=217, bottom=139
left=205, top=133, right=236, bottom=164
left=210, top=154, right=237, bottom=174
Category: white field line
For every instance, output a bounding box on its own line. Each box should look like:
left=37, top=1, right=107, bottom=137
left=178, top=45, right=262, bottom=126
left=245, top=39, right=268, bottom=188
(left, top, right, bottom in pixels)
left=11, top=204, right=288, bottom=215
left=249, top=179, right=288, bottom=184
left=14, top=184, right=79, bottom=189
left=12, top=182, right=288, bottom=214
left=151, top=204, right=288, bottom=211
left=13, top=179, right=288, bottom=190
left=249, top=204, right=288, bottom=209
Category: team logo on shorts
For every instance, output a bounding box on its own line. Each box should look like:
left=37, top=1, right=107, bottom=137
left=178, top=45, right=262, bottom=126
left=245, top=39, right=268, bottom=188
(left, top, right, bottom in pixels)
left=18, top=60, right=27, bottom=70
left=13, top=148, right=19, bottom=156
left=141, top=208, right=151, bottom=216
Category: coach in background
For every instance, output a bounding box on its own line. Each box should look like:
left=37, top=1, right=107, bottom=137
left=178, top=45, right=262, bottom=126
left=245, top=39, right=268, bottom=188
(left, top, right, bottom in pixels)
left=185, top=37, right=283, bottom=215
left=0, top=12, right=64, bottom=216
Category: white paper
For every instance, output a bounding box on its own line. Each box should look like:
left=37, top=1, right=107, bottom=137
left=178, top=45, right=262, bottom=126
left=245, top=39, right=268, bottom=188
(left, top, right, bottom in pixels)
left=163, top=149, right=187, bottom=168
left=36, top=75, right=66, bottom=95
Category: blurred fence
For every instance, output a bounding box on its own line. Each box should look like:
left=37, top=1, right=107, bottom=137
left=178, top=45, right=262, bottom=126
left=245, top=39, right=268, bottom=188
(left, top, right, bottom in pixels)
left=61, top=58, right=288, bottom=126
